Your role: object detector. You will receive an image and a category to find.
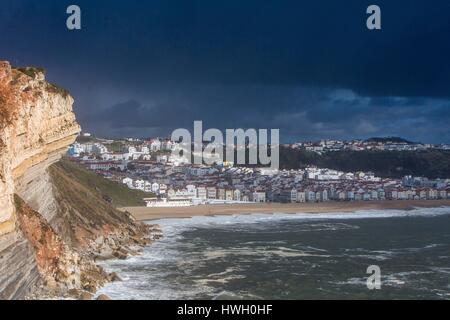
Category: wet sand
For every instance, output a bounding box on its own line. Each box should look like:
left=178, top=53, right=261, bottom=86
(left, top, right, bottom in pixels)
left=120, top=199, right=450, bottom=221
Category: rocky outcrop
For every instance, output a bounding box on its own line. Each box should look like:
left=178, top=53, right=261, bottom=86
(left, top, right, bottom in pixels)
left=0, top=61, right=159, bottom=299
left=14, top=195, right=109, bottom=295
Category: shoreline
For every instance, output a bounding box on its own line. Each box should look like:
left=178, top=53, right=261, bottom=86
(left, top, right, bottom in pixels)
left=120, top=199, right=450, bottom=221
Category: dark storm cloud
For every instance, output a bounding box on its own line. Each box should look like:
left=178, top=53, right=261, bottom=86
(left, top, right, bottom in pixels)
left=1, top=0, right=450, bottom=142
left=83, top=85, right=450, bottom=142
left=90, top=99, right=202, bottom=129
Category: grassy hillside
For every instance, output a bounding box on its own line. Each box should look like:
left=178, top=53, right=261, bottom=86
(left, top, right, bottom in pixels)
left=46, top=159, right=152, bottom=253
left=52, top=159, right=151, bottom=207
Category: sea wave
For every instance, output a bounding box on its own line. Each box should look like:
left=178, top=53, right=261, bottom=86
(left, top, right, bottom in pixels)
left=96, top=206, right=450, bottom=300
left=151, top=206, right=450, bottom=236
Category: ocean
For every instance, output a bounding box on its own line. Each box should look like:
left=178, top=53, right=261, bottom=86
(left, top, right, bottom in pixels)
left=96, top=207, right=450, bottom=300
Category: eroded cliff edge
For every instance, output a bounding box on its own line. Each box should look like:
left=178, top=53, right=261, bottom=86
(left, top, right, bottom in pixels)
left=0, top=61, right=158, bottom=299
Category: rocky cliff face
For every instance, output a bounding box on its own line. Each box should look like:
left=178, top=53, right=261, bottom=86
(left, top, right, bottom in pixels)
left=0, top=61, right=158, bottom=299
left=0, top=61, right=80, bottom=298
left=0, top=61, right=80, bottom=234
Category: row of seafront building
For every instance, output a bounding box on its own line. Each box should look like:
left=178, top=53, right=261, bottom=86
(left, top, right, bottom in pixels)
left=68, top=138, right=450, bottom=207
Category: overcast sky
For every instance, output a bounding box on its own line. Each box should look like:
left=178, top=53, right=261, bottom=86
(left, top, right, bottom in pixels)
left=1, top=0, right=450, bottom=142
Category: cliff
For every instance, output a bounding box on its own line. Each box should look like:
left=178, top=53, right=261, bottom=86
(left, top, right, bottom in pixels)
left=0, top=62, right=79, bottom=235
left=0, top=61, right=159, bottom=299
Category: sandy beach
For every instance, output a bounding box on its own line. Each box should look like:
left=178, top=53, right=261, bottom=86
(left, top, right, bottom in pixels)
left=120, top=199, right=450, bottom=221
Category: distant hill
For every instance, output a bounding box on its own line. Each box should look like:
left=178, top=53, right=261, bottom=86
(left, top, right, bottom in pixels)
left=279, top=147, right=450, bottom=179
left=365, top=137, right=415, bottom=144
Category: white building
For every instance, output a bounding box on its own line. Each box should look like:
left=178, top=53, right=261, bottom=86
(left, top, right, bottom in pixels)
left=92, top=143, right=108, bottom=155
left=102, top=153, right=129, bottom=161
left=233, top=189, right=242, bottom=201
left=162, top=140, right=176, bottom=151
left=159, top=184, right=168, bottom=195
left=197, top=187, right=207, bottom=200
left=306, top=191, right=316, bottom=202
left=251, top=192, right=266, bottom=203
left=150, top=140, right=162, bottom=151
left=128, top=146, right=137, bottom=154
left=207, top=187, right=217, bottom=199
left=122, top=177, right=133, bottom=188
left=319, top=190, right=329, bottom=202
left=186, top=185, right=197, bottom=198
left=151, top=182, right=160, bottom=194
left=144, top=181, right=152, bottom=193
left=133, top=179, right=146, bottom=191
left=86, top=161, right=126, bottom=171
left=297, top=191, right=306, bottom=203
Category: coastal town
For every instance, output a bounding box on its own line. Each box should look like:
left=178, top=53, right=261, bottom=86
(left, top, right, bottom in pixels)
left=67, top=134, right=450, bottom=208
left=290, top=138, right=450, bottom=154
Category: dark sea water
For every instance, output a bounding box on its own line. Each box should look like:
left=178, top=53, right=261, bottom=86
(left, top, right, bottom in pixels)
left=97, top=207, right=450, bottom=300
